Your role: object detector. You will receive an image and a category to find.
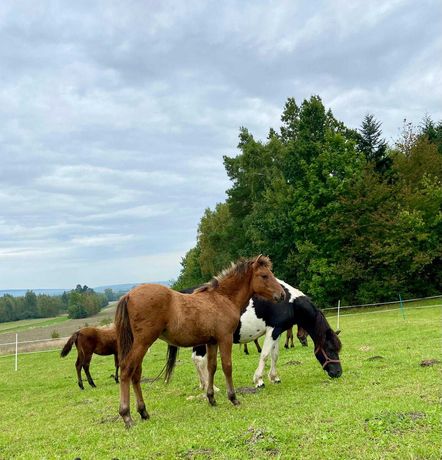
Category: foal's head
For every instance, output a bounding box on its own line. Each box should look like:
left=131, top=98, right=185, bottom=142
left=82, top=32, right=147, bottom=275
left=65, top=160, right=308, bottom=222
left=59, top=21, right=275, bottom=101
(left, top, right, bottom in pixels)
left=249, top=255, right=285, bottom=302
left=314, top=312, right=342, bottom=378
left=203, top=255, right=285, bottom=303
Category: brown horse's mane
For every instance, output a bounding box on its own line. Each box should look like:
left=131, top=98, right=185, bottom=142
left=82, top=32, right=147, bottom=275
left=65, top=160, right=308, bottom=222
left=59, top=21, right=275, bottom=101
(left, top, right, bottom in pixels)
left=194, top=256, right=272, bottom=293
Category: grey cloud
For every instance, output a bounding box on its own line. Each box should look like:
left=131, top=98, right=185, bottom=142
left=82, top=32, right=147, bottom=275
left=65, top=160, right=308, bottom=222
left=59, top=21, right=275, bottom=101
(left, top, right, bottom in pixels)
left=0, top=0, right=440, bottom=288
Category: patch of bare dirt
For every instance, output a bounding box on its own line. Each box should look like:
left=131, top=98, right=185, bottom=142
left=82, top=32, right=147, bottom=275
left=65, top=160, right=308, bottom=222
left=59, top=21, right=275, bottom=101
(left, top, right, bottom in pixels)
left=98, top=415, right=120, bottom=424
left=285, top=360, right=302, bottom=366
left=236, top=386, right=257, bottom=394
left=245, top=427, right=266, bottom=444
left=420, top=359, right=441, bottom=367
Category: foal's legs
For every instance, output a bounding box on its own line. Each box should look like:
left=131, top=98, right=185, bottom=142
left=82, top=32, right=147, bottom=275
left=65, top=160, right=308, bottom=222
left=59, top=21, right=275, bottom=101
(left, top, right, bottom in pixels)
left=83, top=354, right=96, bottom=388
left=253, top=328, right=274, bottom=388
left=206, top=343, right=218, bottom=406
left=284, top=327, right=294, bottom=349
left=219, top=338, right=239, bottom=405
left=75, top=355, right=84, bottom=390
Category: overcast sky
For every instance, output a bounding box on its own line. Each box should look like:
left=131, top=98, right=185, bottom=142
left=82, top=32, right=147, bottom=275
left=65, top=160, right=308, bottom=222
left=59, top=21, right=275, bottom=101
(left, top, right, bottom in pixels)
left=1, top=1, right=441, bottom=289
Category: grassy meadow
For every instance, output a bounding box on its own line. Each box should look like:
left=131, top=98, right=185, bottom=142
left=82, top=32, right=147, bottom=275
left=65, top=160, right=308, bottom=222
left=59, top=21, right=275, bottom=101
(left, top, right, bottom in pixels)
left=0, top=304, right=440, bottom=459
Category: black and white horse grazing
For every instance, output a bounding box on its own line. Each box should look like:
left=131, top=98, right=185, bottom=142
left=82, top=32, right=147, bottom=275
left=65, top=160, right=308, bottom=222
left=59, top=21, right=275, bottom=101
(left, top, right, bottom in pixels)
left=190, top=280, right=342, bottom=389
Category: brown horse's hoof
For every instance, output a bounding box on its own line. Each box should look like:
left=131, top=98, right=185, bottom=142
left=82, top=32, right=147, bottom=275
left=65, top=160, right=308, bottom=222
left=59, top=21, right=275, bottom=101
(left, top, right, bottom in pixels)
left=207, top=395, right=217, bottom=406
left=231, top=399, right=240, bottom=406
left=138, top=407, right=150, bottom=420
left=123, top=417, right=135, bottom=429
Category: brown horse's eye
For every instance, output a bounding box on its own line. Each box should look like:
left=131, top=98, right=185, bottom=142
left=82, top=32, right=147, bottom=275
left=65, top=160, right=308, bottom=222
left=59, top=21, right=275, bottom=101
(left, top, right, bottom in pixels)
left=261, top=274, right=268, bottom=280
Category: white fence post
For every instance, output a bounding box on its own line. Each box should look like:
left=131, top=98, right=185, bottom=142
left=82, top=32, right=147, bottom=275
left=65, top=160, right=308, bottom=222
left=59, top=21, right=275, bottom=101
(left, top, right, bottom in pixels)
left=337, top=300, right=341, bottom=331
left=15, top=333, right=18, bottom=371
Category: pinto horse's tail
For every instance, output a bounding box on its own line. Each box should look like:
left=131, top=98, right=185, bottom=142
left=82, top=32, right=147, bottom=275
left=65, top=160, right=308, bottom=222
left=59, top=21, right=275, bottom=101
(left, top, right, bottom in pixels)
left=164, top=345, right=179, bottom=383
left=60, top=331, right=79, bottom=357
left=115, top=294, right=133, bottom=364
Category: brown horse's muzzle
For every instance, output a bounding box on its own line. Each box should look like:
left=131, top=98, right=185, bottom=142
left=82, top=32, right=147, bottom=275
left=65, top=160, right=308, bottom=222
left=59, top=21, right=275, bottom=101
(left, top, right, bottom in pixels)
left=273, top=289, right=285, bottom=303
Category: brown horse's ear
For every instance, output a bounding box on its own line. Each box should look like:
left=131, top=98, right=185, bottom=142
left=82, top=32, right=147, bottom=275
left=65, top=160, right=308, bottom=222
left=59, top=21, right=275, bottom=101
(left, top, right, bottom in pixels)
left=253, top=254, right=263, bottom=268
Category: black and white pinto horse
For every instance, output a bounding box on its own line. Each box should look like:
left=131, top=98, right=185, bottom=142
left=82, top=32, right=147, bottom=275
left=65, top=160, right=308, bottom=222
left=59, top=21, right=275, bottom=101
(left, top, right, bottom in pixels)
left=191, top=280, right=342, bottom=389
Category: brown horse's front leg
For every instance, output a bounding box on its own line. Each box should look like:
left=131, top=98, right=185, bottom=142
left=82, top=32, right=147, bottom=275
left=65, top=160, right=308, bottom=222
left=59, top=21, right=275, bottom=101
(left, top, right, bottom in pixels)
left=219, top=338, right=239, bottom=406
left=206, top=343, right=218, bottom=406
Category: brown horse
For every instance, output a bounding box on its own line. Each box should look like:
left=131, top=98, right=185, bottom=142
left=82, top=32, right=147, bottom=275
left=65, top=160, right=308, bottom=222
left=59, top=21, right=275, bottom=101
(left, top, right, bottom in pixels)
left=115, top=255, right=285, bottom=428
left=244, top=325, right=308, bottom=354
left=60, top=325, right=118, bottom=389
left=284, top=326, right=308, bottom=349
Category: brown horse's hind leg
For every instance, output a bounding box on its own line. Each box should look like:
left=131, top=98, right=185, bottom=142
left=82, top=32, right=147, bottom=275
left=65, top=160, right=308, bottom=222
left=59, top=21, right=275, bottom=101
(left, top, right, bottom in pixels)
left=132, top=364, right=149, bottom=420
left=219, top=338, right=239, bottom=406
left=119, top=341, right=152, bottom=428
left=206, top=343, right=218, bottom=406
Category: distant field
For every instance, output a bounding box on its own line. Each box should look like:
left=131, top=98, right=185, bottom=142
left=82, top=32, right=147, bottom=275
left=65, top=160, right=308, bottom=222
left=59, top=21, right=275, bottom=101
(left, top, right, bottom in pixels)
left=0, top=304, right=440, bottom=459
left=0, top=302, right=117, bottom=348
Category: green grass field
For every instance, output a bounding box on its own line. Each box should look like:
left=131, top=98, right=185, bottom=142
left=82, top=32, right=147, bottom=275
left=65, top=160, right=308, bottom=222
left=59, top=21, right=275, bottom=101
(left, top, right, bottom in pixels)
left=0, top=305, right=440, bottom=459
left=0, top=316, right=69, bottom=334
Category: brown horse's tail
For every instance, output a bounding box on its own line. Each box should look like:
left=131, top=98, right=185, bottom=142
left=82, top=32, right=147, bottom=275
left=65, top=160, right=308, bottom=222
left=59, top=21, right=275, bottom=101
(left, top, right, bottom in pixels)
left=60, top=331, right=79, bottom=357
left=164, top=345, right=179, bottom=383
left=115, top=294, right=133, bottom=364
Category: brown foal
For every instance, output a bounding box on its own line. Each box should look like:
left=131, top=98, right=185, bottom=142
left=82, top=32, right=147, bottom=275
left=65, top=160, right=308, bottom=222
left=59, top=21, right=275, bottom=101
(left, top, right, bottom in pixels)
left=284, top=326, right=309, bottom=349
left=60, top=325, right=118, bottom=389
left=114, top=255, right=285, bottom=428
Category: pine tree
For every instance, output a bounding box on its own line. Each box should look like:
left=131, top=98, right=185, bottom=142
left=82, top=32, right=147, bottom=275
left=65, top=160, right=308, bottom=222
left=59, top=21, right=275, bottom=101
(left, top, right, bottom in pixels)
left=358, top=114, right=391, bottom=175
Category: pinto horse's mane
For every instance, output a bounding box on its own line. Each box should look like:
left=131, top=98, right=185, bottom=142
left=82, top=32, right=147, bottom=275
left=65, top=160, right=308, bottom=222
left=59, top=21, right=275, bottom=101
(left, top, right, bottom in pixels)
left=195, top=256, right=272, bottom=293
left=314, top=310, right=342, bottom=351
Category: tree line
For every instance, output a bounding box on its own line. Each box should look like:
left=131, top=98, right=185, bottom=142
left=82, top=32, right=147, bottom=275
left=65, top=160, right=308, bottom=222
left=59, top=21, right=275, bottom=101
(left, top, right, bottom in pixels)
left=0, top=285, right=125, bottom=323
left=173, top=96, right=442, bottom=308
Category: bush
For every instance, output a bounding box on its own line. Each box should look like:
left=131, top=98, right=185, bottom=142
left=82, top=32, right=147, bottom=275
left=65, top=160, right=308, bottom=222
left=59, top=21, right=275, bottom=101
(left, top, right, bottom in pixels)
left=51, top=330, right=60, bottom=339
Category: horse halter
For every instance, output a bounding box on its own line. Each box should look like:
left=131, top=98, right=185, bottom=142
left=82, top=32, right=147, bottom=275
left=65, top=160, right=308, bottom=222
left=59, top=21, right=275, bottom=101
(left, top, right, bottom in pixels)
left=314, top=346, right=341, bottom=369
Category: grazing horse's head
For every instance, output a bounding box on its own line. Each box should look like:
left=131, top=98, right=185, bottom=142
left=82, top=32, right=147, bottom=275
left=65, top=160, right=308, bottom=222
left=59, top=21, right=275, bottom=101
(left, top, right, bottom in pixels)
left=314, top=312, right=342, bottom=378
left=250, top=255, right=285, bottom=303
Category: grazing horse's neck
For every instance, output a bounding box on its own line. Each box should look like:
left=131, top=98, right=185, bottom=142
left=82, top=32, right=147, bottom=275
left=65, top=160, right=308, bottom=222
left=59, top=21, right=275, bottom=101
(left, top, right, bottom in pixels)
left=293, top=300, right=323, bottom=347
left=216, top=272, right=253, bottom=311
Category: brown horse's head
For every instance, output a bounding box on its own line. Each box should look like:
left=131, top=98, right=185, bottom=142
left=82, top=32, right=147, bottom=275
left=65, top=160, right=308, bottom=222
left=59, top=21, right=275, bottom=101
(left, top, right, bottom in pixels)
left=250, top=255, right=285, bottom=302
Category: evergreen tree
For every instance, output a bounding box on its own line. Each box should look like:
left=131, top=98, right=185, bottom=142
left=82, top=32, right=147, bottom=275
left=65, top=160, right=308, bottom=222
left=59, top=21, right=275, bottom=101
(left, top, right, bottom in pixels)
left=358, top=114, right=391, bottom=175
